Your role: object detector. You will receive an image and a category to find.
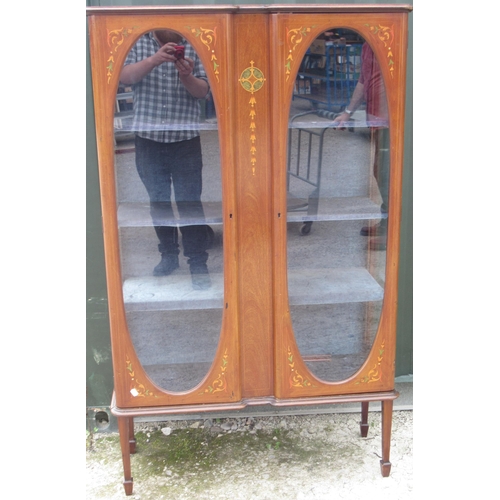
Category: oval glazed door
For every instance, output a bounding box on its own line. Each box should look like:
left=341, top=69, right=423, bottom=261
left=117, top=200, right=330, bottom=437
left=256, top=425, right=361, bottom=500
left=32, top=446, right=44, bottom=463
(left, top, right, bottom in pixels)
left=272, top=13, right=408, bottom=399
left=89, top=12, right=240, bottom=408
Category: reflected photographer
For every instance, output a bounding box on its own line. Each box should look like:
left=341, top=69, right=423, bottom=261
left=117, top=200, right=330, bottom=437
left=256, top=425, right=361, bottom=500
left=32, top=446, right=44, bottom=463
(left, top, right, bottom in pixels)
left=120, top=29, right=212, bottom=289
left=333, top=42, right=389, bottom=251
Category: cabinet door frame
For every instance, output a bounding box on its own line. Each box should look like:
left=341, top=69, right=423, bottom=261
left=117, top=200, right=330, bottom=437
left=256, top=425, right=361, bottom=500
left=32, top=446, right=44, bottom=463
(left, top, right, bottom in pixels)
left=270, top=12, right=409, bottom=399
left=88, top=10, right=241, bottom=408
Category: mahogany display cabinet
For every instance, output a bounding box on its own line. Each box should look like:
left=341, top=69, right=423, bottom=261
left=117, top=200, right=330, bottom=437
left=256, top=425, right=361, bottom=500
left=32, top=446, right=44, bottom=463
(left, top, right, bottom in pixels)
left=87, top=4, right=411, bottom=494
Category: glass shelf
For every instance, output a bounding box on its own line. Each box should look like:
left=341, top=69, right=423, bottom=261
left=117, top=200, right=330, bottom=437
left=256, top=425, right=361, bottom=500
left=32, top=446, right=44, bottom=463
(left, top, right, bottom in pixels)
left=287, top=196, right=385, bottom=222
left=118, top=197, right=382, bottom=227
left=118, top=201, right=223, bottom=227
left=122, top=265, right=381, bottom=312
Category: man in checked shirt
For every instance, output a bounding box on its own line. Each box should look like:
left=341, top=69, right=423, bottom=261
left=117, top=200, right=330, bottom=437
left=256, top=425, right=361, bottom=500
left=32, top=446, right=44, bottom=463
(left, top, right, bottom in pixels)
left=121, top=29, right=212, bottom=290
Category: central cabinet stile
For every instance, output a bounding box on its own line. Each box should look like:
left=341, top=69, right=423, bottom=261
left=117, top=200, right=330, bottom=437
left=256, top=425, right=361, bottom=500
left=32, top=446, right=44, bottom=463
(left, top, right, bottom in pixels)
left=231, top=13, right=275, bottom=399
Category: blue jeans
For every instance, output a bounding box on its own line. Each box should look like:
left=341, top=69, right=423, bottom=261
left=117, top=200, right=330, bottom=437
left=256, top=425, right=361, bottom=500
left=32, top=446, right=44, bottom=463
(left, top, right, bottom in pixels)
left=135, top=135, right=209, bottom=265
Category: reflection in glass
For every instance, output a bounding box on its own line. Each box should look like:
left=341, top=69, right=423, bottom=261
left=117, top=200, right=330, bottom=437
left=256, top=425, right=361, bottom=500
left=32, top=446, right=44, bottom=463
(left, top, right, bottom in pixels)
left=114, top=29, right=223, bottom=392
left=287, top=30, right=389, bottom=382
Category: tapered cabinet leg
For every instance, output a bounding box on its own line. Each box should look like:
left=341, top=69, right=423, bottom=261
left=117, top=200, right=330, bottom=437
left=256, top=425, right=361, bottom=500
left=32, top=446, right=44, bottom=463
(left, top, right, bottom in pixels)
left=360, top=401, right=369, bottom=437
left=128, top=417, right=136, bottom=454
left=380, top=399, right=393, bottom=477
left=117, top=417, right=134, bottom=495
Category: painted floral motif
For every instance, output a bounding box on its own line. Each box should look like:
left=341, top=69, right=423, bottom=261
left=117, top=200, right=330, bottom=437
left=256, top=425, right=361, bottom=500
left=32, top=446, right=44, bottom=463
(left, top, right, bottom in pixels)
left=239, top=61, right=265, bottom=175
left=200, top=348, right=229, bottom=395
left=187, top=26, right=220, bottom=82
left=285, top=26, right=315, bottom=81
left=355, top=340, right=386, bottom=384
left=126, top=357, right=158, bottom=398
left=365, top=24, right=396, bottom=78
left=106, top=27, right=135, bottom=84
left=288, top=346, right=313, bottom=389
left=239, top=62, right=266, bottom=94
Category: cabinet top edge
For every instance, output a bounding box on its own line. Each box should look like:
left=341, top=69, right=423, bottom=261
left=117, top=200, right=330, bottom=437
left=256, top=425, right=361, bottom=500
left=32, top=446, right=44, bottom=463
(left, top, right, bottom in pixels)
left=86, top=4, right=413, bottom=16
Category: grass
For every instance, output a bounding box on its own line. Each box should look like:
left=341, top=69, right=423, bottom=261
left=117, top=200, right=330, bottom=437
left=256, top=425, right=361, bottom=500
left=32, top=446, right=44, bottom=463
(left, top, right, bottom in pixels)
left=87, top=415, right=379, bottom=498
left=130, top=425, right=321, bottom=476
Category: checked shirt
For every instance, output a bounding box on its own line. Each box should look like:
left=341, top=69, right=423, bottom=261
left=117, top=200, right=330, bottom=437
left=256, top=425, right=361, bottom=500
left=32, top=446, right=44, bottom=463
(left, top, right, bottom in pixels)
left=124, top=32, right=209, bottom=143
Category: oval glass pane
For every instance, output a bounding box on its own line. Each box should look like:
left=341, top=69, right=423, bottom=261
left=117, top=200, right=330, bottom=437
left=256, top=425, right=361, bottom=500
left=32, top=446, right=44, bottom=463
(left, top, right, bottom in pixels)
left=287, top=29, right=389, bottom=382
left=115, top=29, right=223, bottom=392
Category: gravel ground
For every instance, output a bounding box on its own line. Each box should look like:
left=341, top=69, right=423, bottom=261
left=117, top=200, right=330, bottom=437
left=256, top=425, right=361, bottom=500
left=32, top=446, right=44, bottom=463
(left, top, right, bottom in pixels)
left=86, top=410, right=412, bottom=499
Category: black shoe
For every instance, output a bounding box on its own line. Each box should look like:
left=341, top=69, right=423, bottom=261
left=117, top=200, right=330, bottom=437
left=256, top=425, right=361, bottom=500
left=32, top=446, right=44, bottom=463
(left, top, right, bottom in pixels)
left=190, top=262, right=211, bottom=290
left=153, top=254, right=179, bottom=276
left=360, top=222, right=387, bottom=237
left=206, top=225, right=215, bottom=250
left=369, top=236, right=387, bottom=251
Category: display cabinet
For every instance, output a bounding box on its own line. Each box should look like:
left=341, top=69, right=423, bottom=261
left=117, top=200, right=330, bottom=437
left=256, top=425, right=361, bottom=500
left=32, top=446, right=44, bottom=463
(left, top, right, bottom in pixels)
left=87, top=4, right=411, bottom=494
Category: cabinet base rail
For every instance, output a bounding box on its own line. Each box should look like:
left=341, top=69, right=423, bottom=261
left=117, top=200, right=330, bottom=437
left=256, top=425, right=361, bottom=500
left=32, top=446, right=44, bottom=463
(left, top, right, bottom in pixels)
left=111, top=390, right=398, bottom=495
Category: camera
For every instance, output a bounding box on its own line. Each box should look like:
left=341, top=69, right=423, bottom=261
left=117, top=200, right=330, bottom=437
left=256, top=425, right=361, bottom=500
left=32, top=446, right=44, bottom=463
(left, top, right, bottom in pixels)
left=173, top=45, right=185, bottom=60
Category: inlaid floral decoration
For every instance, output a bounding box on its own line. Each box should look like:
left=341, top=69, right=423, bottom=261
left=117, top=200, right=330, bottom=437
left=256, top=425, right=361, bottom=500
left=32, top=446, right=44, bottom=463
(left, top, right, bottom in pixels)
left=106, top=27, right=136, bottom=84
left=285, top=26, right=316, bottom=81
left=364, top=23, right=396, bottom=78
left=126, top=357, right=158, bottom=398
left=287, top=346, right=314, bottom=389
left=186, top=26, right=220, bottom=82
left=355, top=340, right=386, bottom=384
left=239, top=61, right=266, bottom=176
left=199, top=348, right=229, bottom=395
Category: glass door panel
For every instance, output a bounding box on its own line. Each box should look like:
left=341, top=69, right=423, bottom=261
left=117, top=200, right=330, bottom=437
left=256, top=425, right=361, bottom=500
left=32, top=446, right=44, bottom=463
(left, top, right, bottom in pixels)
left=287, top=29, right=389, bottom=383
left=114, top=28, right=223, bottom=392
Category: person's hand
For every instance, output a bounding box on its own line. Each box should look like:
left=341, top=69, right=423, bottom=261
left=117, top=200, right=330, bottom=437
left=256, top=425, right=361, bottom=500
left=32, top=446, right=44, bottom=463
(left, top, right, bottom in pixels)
left=175, top=57, right=195, bottom=78
left=120, top=42, right=195, bottom=86
left=150, top=42, right=195, bottom=77
left=150, top=42, right=178, bottom=66
left=332, top=112, right=351, bottom=129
